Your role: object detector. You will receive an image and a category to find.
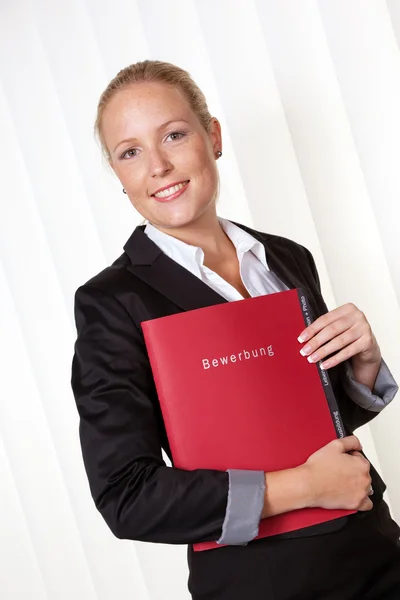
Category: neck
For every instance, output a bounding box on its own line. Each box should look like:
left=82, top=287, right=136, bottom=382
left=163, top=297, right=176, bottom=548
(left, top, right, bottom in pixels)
left=150, top=207, right=236, bottom=263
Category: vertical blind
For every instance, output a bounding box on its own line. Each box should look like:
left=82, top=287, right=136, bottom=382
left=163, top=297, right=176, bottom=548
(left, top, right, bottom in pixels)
left=1, top=1, right=399, bottom=598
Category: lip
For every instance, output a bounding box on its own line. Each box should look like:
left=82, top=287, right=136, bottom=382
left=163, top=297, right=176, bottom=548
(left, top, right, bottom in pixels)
left=151, top=180, right=189, bottom=196
left=151, top=180, right=190, bottom=202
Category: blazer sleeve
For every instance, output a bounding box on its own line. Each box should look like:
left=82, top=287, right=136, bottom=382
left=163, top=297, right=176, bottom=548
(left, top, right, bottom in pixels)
left=300, top=244, right=389, bottom=432
left=70, top=283, right=230, bottom=545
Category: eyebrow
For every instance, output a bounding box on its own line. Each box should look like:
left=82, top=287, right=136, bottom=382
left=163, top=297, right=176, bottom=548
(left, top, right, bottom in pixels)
left=113, top=119, right=189, bottom=153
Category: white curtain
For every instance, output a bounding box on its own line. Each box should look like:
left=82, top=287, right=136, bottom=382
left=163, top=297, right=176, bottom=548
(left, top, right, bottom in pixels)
left=1, top=1, right=399, bottom=598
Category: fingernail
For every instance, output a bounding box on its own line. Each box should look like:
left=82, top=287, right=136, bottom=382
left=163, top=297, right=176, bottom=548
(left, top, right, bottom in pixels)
left=307, top=354, right=318, bottom=363
left=298, top=333, right=308, bottom=343
left=300, top=345, right=312, bottom=356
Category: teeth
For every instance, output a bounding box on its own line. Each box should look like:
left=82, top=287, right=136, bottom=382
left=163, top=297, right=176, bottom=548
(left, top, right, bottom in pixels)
left=154, top=181, right=188, bottom=198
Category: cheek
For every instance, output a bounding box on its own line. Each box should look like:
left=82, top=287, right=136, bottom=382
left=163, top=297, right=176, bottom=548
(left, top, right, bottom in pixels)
left=117, top=163, right=147, bottom=196
left=190, top=139, right=217, bottom=181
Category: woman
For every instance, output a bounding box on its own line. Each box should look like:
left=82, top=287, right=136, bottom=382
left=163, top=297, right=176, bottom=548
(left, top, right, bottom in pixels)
left=71, top=60, right=400, bottom=599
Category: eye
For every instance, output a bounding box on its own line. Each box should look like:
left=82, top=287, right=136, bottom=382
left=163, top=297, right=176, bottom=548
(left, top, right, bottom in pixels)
left=121, top=148, right=139, bottom=160
left=166, top=131, right=185, bottom=142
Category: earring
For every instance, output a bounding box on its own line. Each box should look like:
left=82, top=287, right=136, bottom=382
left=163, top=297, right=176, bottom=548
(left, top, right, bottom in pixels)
left=216, top=150, right=222, bottom=158
left=122, top=188, right=127, bottom=194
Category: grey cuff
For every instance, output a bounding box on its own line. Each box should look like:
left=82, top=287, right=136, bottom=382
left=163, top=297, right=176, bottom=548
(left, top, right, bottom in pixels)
left=342, top=358, right=398, bottom=413
left=217, top=469, right=265, bottom=546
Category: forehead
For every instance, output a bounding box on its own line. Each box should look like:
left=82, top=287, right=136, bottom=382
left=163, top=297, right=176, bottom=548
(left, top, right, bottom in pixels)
left=102, top=82, right=194, bottom=136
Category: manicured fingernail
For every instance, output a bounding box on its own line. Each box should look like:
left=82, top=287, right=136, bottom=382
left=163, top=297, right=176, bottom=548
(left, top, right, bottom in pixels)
left=300, top=345, right=312, bottom=356
left=307, top=354, right=318, bottom=363
left=298, top=333, right=308, bottom=343
left=320, top=361, right=329, bottom=370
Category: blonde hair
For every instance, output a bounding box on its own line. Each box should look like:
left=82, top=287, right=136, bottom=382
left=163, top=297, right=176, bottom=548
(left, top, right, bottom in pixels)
left=94, top=59, right=213, bottom=162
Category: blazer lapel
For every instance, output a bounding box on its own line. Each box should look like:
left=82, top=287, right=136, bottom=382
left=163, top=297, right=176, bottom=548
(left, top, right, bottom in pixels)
left=234, top=223, right=322, bottom=318
left=227, top=222, right=296, bottom=289
left=123, top=223, right=317, bottom=314
left=124, top=226, right=228, bottom=312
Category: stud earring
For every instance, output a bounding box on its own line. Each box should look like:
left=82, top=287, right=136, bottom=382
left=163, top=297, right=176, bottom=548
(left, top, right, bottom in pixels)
left=122, top=188, right=127, bottom=194
left=216, top=150, right=222, bottom=158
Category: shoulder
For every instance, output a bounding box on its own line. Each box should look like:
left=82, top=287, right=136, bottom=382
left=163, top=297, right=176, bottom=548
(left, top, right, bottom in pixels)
left=74, top=250, right=137, bottom=301
left=72, top=251, right=146, bottom=338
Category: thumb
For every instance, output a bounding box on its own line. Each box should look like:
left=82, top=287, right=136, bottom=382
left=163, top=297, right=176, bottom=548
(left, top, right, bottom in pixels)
left=339, top=435, right=363, bottom=454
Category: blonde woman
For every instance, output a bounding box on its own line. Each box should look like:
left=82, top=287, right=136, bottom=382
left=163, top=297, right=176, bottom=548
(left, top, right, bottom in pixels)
left=71, top=60, right=400, bottom=599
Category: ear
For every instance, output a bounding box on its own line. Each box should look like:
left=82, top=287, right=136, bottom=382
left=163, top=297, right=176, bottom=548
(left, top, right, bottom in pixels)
left=209, top=117, right=222, bottom=155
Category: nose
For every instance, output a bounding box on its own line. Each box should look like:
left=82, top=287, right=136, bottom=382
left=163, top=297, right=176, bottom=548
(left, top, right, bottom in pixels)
left=148, top=146, right=173, bottom=178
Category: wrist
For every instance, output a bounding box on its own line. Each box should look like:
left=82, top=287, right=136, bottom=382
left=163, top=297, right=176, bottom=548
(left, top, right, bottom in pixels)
left=351, top=356, right=381, bottom=391
left=261, top=465, right=314, bottom=519
left=298, top=463, right=317, bottom=509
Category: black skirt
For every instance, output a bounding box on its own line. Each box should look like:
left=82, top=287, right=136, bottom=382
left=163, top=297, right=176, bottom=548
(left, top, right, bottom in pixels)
left=187, top=499, right=400, bottom=600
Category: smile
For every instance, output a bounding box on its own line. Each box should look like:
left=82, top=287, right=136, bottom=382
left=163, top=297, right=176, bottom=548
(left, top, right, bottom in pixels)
left=153, top=180, right=189, bottom=199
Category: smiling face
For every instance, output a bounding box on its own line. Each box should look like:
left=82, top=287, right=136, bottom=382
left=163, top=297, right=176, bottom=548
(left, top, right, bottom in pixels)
left=102, top=81, right=222, bottom=231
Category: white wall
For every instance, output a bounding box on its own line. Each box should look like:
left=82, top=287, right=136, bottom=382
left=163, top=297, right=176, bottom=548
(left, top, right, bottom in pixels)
left=0, top=1, right=399, bottom=599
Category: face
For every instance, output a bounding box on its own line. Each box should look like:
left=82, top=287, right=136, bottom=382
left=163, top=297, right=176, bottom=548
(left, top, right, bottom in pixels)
left=102, top=81, right=222, bottom=231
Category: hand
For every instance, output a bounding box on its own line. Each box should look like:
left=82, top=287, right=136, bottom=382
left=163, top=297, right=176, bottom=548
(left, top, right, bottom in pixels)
left=301, top=435, right=373, bottom=512
left=297, top=302, right=381, bottom=389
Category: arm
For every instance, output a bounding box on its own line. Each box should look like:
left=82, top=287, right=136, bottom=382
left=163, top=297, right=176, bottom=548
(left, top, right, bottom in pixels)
left=341, top=359, right=398, bottom=413
left=301, top=246, right=398, bottom=428
left=229, top=435, right=373, bottom=533
left=71, top=284, right=230, bottom=545
left=71, top=282, right=374, bottom=547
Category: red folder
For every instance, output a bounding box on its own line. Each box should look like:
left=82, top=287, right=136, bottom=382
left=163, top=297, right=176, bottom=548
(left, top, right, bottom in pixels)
left=141, top=288, right=354, bottom=551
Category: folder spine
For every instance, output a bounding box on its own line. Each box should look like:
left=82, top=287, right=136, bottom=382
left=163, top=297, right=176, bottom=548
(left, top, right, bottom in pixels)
left=297, top=289, right=345, bottom=439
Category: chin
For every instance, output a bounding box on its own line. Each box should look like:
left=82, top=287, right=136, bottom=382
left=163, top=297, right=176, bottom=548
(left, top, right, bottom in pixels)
left=153, top=204, right=210, bottom=230
left=154, top=215, right=196, bottom=230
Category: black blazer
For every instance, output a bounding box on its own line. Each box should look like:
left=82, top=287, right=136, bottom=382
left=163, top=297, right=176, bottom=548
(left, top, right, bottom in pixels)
left=70, top=221, right=386, bottom=546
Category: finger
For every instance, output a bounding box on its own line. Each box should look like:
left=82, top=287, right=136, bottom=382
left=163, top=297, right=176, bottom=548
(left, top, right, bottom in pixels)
left=358, top=497, right=373, bottom=512
left=297, top=303, right=357, bottom=343
left=319, top=339, right=365, bottom=370
left=299, top=316, right=353, bottom=354
left=338, top=435, right=362, bottom=453
left=301, top=324, right=361, bottom=364
left=350, top=452, right=370, bottom=471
